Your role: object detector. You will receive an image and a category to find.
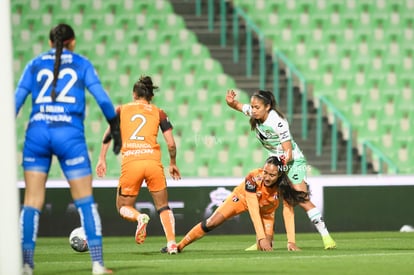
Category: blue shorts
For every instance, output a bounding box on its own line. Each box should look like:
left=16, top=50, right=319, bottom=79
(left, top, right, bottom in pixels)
left=22, top=123, right=92, bottom=180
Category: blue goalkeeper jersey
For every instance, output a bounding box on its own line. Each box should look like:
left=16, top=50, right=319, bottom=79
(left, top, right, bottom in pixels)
left=15, top=48, right=117, bottom=178
left=15, top=48, right=116, bottom=130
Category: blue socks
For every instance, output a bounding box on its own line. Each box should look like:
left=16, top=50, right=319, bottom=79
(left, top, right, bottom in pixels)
left=20, top=206, right=40, bottom=268
left=21, top=196, right=105, bottom=268
left=74, top=195, right=104, bottom=265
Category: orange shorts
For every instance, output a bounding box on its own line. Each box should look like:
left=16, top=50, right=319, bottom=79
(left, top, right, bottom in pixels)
left=215, top=192, right=248, bottom=219
left=118, top=160, right=167, bottom=196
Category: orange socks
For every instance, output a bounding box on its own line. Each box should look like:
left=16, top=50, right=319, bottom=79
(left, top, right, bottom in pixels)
left=159, top=209, right=176, bottom=243
left=178, top=222, right=206, bottom=251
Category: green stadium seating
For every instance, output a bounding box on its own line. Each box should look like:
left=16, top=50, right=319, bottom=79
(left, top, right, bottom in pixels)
left=232, top=0, right=413, bottom=173
left=14, top=0, right=411, bottom=175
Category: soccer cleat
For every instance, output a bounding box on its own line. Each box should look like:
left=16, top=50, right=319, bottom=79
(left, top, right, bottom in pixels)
left=244, top=243, right=258, bottom=251
left=167, top=243, right=178, bottom=255
left=160, top=244, right=180, bottom=254
left=322, top=235, right=337, bottom=250
left=135, top=213, right=150, bottom=244
left=22, top=264, right=33, bottom=275
left=92, top=262, right=113, bottom=275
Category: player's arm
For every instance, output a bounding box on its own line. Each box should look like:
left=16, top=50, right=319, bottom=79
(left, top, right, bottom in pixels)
left=282, top=199, right=300, bottom=251
left=160, top=110, right=181, bottom=180
left=281, top=141, right=293, bottom=163
left=261, top=213, right=275, bottom=247
left=225, top=90, right=244, bottom=112
left=276, top=118, right=294, bottom=163
left=15, top=61, right=33, bottom=116
left=15, top=87, right=30, bottom=117
left=96, top=106, right=120, bottom=177
left=84, top=60, right=121, bottom=154
left=244, top=176, right=272, bottom=251
left=245, top=192, right=272, bottom=251
left=96, top=127, right=111, bottom=178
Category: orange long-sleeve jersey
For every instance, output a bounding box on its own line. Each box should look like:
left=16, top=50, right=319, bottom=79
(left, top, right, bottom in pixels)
left=231, top=168, right=281, bottom=240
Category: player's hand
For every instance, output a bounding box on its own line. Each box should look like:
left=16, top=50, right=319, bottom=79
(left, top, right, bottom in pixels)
left=169, top=165, right=181, bottom=180
left=287, top=242, right=301, bottom=251
left=96, top=160, right=107, bottom=178
left=279, top=154, right=287, bottom=166
left=225, top=90, right=237, bottom=108
left=258, top=238, right=273, bottom=251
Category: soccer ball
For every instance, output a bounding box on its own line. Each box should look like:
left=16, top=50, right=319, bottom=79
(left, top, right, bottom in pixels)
left=69, top=227, right=89, bottom=252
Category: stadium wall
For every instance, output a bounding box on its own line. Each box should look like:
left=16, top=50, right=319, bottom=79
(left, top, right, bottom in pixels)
left=17, top=175, right=414, bottom=237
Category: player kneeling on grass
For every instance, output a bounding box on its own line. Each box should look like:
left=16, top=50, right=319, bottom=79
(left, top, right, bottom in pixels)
left=161, top=156, right=309, bottom=253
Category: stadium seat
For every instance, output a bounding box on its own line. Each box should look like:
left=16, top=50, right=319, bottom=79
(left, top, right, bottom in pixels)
left=13, top=0, right=413, bottom=176
left=230, top=0, right=414, bottom=172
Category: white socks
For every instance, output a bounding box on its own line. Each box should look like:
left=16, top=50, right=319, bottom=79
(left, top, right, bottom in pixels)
left=307, top=207, right=329, bottom=236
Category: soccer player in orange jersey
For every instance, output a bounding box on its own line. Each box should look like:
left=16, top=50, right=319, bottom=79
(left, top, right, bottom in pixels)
left=96, top=76, right=181, bottom=254
left=161, top=156, right=309, bottom=253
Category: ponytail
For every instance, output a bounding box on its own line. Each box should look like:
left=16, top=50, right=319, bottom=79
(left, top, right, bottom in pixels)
left=49, top=24, right=75, bottom=101
left=264, top=156, right=309, bottom=206
left=133, top=75, right=158, bottom=102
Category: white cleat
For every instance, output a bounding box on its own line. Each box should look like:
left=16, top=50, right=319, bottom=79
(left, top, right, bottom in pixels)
left=92, top=261, right=113, bottom=275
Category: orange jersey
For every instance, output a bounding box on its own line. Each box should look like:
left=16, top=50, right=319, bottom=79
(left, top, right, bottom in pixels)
left=119, top=101, right=172, bottom=164
left=232, top=168, right=280, bottom=216
left=215, top=168, right=282, bottom=239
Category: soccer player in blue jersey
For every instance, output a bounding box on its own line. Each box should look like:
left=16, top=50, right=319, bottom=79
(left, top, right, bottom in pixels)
left=15, top=23, right=121, bottom=275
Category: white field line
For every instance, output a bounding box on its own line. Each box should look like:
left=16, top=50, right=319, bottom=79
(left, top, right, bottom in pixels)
left=41, top=251, right=414, bottom=265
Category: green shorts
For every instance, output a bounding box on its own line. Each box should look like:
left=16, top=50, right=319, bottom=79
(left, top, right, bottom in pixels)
left=286, top=158, right=307, bottom=184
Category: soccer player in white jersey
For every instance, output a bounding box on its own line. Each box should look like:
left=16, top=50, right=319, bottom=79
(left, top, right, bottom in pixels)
left=226, top=89, right=336, bottom=250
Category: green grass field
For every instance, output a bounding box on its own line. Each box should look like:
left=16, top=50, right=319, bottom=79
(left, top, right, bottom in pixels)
left=33, top=231, right=414, bottom=275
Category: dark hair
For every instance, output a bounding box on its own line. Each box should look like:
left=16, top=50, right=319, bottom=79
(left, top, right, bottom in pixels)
left=133, top=75, right=158, bottom=101
left=49, top=24, right=75, bottom=101
left=264, top=156, right=309, bottom=206
left=249, top=90, right=286, bottom=130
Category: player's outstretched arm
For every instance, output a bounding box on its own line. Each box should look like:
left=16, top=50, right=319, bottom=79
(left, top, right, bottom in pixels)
left=225, top=90, right=244, bottom=112
left=282, top=199, right=301, bottom=251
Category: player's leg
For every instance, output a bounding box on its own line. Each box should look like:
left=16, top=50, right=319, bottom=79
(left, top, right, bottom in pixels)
left=116, top=192, right=149, bottom=245
left=116, top=161, right=149, bottom=244
left=298, top=197, right=336, bottom=249
left=69, top=175, right=112, bottom=274
left=20, top=128, right=51, bottom=272
left=146, top=161, right=177, bottom=253
left=151, top=190, right=177, bottom=253
left=292, top=181, right=336, bottom=249
left=287, top=161, right=336, bottom=249
left=20, top=171, right=47, bottom=272
left=176, top=211, right=227, bottom=252
left=176, top=194, right=243, bottom=252
left=60, top=131, right=112, bottom=274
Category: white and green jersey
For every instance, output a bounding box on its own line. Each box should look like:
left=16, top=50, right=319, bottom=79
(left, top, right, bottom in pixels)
left=242, top=105, right=307, bottom=184
left=242, top=105, right=304, bottom=160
